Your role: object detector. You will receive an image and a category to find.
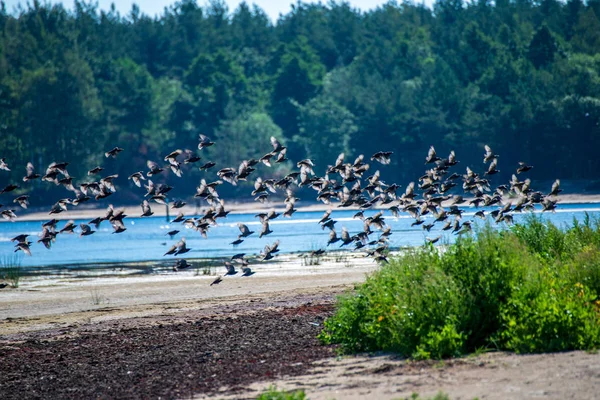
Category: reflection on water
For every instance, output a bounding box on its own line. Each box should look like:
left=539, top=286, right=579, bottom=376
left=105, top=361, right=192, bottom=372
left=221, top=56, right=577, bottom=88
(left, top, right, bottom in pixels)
left=1, top=203, right=599, bottom=273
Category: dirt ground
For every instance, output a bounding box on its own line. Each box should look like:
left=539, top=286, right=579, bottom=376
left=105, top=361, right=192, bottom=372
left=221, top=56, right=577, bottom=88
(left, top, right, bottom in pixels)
left=1, top=266, right=600, bottom=399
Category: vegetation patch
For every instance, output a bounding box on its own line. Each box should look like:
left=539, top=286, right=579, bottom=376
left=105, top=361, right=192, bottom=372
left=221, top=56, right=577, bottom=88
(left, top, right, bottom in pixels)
left=0, top=254, right=23, bottom=288
left=257, top=386, right=306, bottom=400
left=320, top=215, right=600, bottom=358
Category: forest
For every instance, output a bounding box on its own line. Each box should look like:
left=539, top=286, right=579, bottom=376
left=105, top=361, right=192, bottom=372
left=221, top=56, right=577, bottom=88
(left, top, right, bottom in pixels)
left=0, top=0, right=599, bottom=205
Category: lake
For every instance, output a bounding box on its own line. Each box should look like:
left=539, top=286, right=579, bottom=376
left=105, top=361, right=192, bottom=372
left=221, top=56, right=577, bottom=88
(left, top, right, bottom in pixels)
left=1, top=203, right=600, bottom=272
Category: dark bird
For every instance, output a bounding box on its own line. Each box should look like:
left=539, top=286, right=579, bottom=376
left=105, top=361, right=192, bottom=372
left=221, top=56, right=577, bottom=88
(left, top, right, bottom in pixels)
left=198, top=134, right=214, bottom=150
left=483, top=145, right=498, bottom=163
left=241, top=266, right=255, bottom=276
left=275, top=148, right=288, bottom=163
left=259, top=151, right=275, bottom=167
left=14, top=195, right=29, bottom=209
left=327, top=229, right=340, bottom=246
left=199, top=161, right=216, bottom=171
left=15, top=241, right=32, bottom=256
left=88, top=166, right=104, bottom=175
left=184, top=152, right=201, bottom=164
left=231, top=253, right=246, bottom=261
left=150, top=194, right=167, bottom=205
left=210, top=275, right=223, bottom=286
left=59, top=220, right=76, bottom=234
left=425, top=146, right=441, bottom=164
left=230, top=238, right=244, bottom=246
left=79, top=223, right=95, bottom=237
left=47, top=161, right=70, bottom=176
left=322, top=219, right=336, bottom=230
left=224, top=261, right=237, bottom=275
left=0, top=210, right=17, bottom=222
left=0, top=184, right=19, bottom=195
left=128, top=171, right=146, bottom=187
left=259, top=221, right=273, bottom=238
left=169, top=161, right=183, bottom=178
left=517, top=162, right=533, bottom=174
left=49, top=202, right=66, bottom=215
left=319, top=209, right=332, bottom=224
left=0, top=158, right=10, bottom=171
left=173, top=259, right=192, bottom=272
left=271, top=136, right=286, bottom=152
left=43, top=219, right=59, bottom=229
left=141, top=200, right=154, bottom=217
left=174, top=238, right=190, bottom=255
left=371, top=151, right=393, bottom=165
left=168, top=199, right=185, bottom=209
left=237, top=160, right=256, bottom=181
left=105, top=147, right=124, bottom=158
left=10, top=234, right=29, bottom=243
left=164, top=149, right=183, bottom=163
left=549, top=179, right=562, bottom=196
left=23, top=162, right=40, bottom=182
left=238, top=223, right=254, bottom=238
left=164, top=238, right=189, bottom=256
left=146, top=160, right=164, bottom=177
left=88, top=217, right=104, bottom=229
left=283, top=202, right=296, bottom=218
left=340, top=227, right=353, bottom=246
left=172, top=212, right=185, bottom=223
left=485, top=158, right=500, bottom=175
left=111, top=219, right=127, bottom=234
left=165, top=230, right=180, bottom=239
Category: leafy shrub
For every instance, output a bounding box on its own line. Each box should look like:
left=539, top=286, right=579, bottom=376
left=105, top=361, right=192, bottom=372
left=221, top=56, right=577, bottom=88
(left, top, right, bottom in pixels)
left=321, top=217, right=600, bottom=358
left=256, top=386, right=306, bottom=400
left=319, top=245, right=467, bottom=358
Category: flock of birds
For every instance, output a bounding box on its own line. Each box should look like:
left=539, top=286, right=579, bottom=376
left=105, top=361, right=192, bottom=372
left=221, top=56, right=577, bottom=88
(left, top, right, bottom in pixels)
left=1, top=135, right=562, bottom=285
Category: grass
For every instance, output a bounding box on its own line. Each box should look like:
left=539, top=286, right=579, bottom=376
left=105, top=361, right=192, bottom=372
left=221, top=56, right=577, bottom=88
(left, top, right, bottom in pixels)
left=257, top=385, right=306, bottom=400
left=401, top=393, right=451, bottom=400
left=1, top=254, right=23, bottom=288
left=90, top=287, right=109, bottom=305
left=301, top=253, right=321, bottom=266
left=320, top=214, right=600, bottom=358
left=194, top=260, right=215, bottom=276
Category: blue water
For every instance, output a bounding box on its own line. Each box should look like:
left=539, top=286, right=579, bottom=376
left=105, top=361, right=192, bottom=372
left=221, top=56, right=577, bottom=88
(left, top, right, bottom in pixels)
left=2, top=203, right=600, bottom=269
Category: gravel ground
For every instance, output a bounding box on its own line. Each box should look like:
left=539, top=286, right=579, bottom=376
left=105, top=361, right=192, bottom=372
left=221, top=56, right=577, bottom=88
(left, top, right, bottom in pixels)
left=0, top=292, right=337, bottom=399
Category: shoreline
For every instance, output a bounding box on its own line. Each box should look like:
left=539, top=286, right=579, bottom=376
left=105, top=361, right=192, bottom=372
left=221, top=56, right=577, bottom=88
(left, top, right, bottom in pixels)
left=5, top=193, right=600, bottom=223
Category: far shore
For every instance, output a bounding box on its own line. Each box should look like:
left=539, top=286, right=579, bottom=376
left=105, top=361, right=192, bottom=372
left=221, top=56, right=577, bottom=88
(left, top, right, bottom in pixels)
left=6, top=192, right=600, bottom=222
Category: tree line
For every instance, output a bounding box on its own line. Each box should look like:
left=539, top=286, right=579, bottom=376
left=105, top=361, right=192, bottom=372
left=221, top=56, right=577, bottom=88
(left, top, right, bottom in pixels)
left=1, top=0, right=599, bottom=206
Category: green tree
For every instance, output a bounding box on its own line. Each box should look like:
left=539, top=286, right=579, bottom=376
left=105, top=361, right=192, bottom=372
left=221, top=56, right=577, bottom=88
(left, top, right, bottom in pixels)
left=296, top=94, right=357, bottom=168
left=528, top=24, right=558, bottom=69
left=571, top=8, right=600, bottom=54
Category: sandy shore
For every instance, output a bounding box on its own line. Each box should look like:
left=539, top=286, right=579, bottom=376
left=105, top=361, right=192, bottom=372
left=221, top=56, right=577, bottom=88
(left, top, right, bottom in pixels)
left=0, top=254, right=377, bottom=324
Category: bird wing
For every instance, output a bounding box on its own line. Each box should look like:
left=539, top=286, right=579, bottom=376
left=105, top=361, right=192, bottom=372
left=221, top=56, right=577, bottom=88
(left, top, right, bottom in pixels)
left=147, top=160, right=160, bottom=171
left=428, top=146, right=436, bottom=160
left=80, top=224, right=91, bottom=234
left=238, top=223, right=250, bottom=235
left=270, top=136, right=282, bottom=151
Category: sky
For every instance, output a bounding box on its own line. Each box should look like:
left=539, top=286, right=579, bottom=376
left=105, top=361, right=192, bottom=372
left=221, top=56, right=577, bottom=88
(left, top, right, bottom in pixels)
left=2, top=0, right=433, bottom=22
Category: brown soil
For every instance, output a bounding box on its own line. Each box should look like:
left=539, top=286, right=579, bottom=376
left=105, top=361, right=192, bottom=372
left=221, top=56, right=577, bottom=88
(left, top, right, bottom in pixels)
left=0, top=291, right=338, bottom=399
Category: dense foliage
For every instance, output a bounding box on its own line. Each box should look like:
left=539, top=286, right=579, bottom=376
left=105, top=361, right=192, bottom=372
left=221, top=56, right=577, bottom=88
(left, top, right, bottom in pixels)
left=257, top=386, right=306, bottom=400
left=319, top=215, right=600, bottom=357
left=1, top=0, right=600, bottom=205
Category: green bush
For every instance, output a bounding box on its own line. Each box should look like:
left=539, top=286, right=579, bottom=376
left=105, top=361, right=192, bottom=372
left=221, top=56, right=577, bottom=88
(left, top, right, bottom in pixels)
left=319, top=245, right=467, bottom=358
left=256, top=386, right=306, bottom=400
left=321, top=217, right=600, bottom=358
